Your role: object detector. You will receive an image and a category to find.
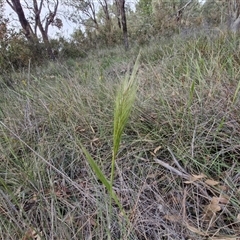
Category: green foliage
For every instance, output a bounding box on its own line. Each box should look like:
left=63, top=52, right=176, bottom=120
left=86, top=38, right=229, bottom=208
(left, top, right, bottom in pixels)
left=50, top=36, right=87, bottom=59
left=136, top=0, right=153, bottom=16
left=130, top=0, right=204, bottom=45
left=0, top=30, right=47, bottom=72
left=0, top=31, right=88, bottom=73
left=202, top=0, right=227, bottom=26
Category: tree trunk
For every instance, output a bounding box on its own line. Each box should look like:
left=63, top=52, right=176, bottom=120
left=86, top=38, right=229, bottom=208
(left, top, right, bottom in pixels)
left=227, top=0, right=240, bottom=33
left=33, top=0, right=57, bottom=59
left=118, top=0, right=129, bottom=50
left=230, top=17, right=240, bottom=33
left=115, top=0, right=121, bottom=29
left=8, top=0, right=36, bottom=43
left=35, top=13, right=55, bottom=59
left=38, top=26, right=55, bottom=59
left=100, top=0, right=112, bottom=45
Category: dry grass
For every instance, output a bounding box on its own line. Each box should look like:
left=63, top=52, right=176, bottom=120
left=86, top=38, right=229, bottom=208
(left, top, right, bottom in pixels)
left=0, top=31, right=240, bottom=239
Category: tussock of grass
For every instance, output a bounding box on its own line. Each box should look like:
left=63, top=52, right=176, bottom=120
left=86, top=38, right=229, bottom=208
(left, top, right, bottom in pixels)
left=1, top=33, right=240, bottom=239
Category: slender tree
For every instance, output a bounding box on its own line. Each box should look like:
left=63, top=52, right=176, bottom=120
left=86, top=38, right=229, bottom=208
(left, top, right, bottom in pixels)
left=116, top=0, right=129, bottom=50
left=5, top=0, right=61, bottom=59
left=65, top=0, right=116, bottom=46
left=227, top=0, right=240, bottom=33
left=6, top=0, right=36, bottom=42
left=0, top=0, right=6, bottom=40
left=64, top=0, right=99, bottom=30
left=202, top=0, right=240, bottom=33
left=98, top=0, right=112, bottom=34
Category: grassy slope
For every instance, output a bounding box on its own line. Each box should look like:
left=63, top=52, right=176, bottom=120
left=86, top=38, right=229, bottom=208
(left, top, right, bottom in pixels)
left=0, top=31, right=240, bottom=239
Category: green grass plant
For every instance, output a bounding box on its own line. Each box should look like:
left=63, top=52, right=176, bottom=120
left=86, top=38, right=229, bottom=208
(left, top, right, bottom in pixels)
left=80, top=53, right=140, bottom=238
left=111, top=53, right=140, bottom=191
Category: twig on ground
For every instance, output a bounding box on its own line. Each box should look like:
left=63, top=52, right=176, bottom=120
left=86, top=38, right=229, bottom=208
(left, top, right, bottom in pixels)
left=167, top=147, right=187, bottom=174
left=154, top=157, right=190, bottom=179
left=154, top=157, right=212, bottom=201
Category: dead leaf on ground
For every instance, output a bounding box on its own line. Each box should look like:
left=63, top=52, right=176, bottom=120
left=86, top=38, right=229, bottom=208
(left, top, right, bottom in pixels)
left=91, top=137, right=99, bottom=142
left=185, top=223, right=208, bottom=236
left=192, top=173, right=206, bottom=179
left=217, top=185, right=228, bottom=191
left=209, top=197, right=223, bottom=212
left=184, top=173, right=206, bottom=184
left=22, top=228, right=42, bottom=240
left=203, top=197, right=223, bottom=222
left=150, top=151, right=155, bottom=156
left=219, top=196, right=229, bottom=204
left=75, top=126, right=86, bottom=133
left=153, top=145, right=162, bottom=154
left=207, top=202, right=221, bottom=213
left=205, top=179, right=219, bottom=186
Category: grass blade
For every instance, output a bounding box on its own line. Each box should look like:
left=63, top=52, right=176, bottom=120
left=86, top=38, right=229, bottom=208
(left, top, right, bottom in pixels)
left=81, top=144, right=123, bottom=211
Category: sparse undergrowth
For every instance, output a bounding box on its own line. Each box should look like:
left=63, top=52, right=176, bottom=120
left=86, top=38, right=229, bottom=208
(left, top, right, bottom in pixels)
left=0, top=31, right=240, bottom=240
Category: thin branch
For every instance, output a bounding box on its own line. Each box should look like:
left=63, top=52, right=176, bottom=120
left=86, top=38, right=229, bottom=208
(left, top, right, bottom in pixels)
left=45, top=0, right=59, bottom=34
left=154, top=157, right=190, bottom=179
left=177, top=0, right=193, bottom=13
left=176, top=0, right=193, bottom=21
left=154, top=157, right=212, bottom=201
left=39, top=0, right=44, bottom=13
left=167, top=146, right=187, bottom=174
left=6, top=0, right=15, bottom=12
left=33, top=0, right=39, bottom=34
left=191, top=125, right=197, bottom=159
